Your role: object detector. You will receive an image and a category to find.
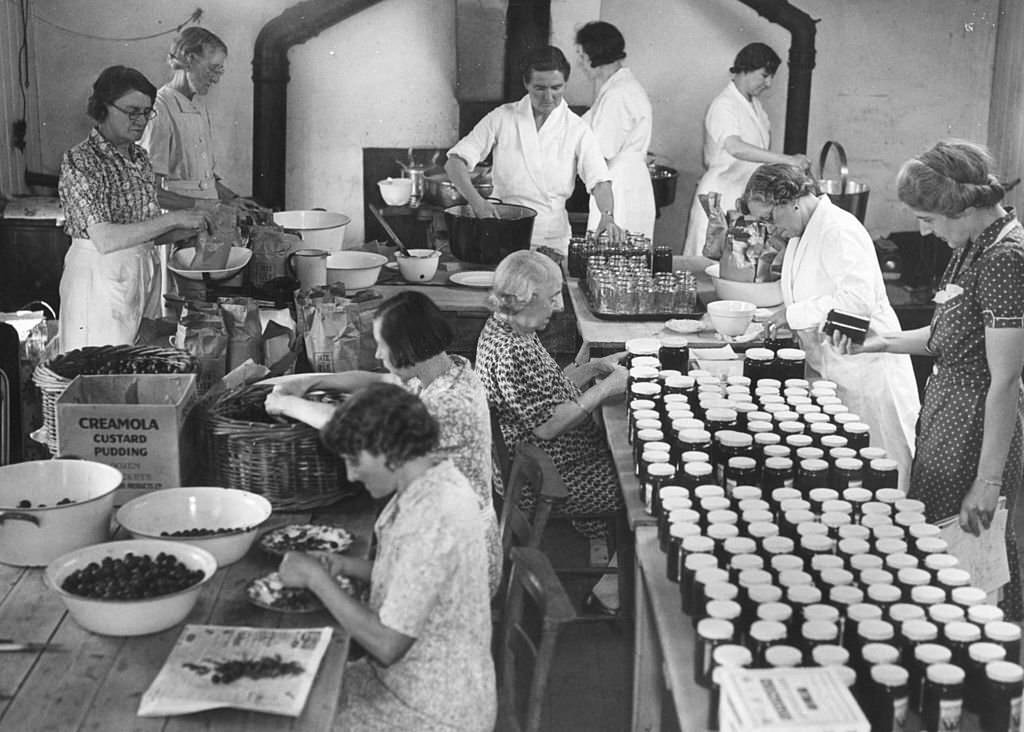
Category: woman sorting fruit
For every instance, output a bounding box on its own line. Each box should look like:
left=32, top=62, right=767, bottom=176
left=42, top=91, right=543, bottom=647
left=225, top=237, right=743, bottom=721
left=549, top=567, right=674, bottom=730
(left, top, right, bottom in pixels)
left=58, top=65, right=209, bottom=351
left=278, top=383, right=495, bottom=732
left=263, top=291, right=500, bottom=596
left=742, top=162, right=920, bottom=491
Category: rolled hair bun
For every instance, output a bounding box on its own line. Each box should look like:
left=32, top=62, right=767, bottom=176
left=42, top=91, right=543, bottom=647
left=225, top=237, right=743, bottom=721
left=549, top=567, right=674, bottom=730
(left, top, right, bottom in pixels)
left=897, top=139, right=1005, bottom=216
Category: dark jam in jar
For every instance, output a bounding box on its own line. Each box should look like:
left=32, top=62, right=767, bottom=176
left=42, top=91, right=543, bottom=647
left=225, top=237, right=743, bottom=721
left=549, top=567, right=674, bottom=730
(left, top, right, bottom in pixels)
left=743, top=348, right=775, bottom=386
left=659, top=336, right=690, bottom=374
left=775, top=348, right=807, bottom=383
left=921, top=663, right=964, bottom=732
left=981, top=661, right=1024, bottom=732
left=796, top=459, right=830, bottom=493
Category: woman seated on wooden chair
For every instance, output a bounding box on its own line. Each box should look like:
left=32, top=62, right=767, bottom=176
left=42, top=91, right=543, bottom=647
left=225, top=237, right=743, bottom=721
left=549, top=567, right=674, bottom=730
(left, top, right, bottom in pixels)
left=278, top=383, right=496, bottom=731
left=475, top=249, right=628, bottom=615
left=263, top=291, right=500, bottom=596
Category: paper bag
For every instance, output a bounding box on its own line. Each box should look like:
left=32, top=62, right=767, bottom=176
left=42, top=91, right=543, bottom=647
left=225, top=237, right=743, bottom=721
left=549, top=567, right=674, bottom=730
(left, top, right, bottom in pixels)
left=217, top=297, right=263, bottom=370
left=295, top=285, right=382, bottom=373
left=176, top=301, right=228, bottom=393
left=250, top=225, right=299, bottom=286
left=701, top=192, right=728, bottom=260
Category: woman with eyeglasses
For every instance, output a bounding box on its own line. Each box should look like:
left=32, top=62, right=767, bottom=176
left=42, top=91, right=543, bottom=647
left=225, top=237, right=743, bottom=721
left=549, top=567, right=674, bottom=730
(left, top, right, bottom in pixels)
left=742, top=163, right=919, bottom=489
left=57, top=65, right=210, bottom=351
left=682, top=43, right=811, bottom=257
left=140, top=27, right=239, bottom=209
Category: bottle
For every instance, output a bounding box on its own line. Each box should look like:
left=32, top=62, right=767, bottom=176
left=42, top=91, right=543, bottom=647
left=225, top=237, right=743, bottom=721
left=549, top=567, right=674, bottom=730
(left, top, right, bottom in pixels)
left=981, top=661, right=1024, bottom=732
left=921, top=663, right=964, bottom=732
left=743, top=348, right=775, bottom=385
left=868, top=664, right=910, bottom=732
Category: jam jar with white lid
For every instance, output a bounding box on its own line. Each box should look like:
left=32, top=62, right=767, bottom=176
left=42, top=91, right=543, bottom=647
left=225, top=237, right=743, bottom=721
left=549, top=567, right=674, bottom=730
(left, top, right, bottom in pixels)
left=867, top=663, right=910, bottom=732
left=692, top=568, right=731, bottom=626
left=695, top=617, right=735, bottom=687
left=820, top=434, right=849, bottom=454
left=809, top=421, right=838, bottom=449
left=828, top=446, right=858, bottom=465
left=899, top=618, right=939, bottom=666
left=980, top=660, right=1024, bottom=732
left=910, top=643, right=952, bottom=713
left=866, top=583, right=902, bottom=617
left=897, top=567, right=932, bottom=602
left=749, top=619, right=789, bottom=667
left=680, top=551, right=718, bottom=615
left=844, top=602, right=884, bottom=655
left=760, top=456, right=794, bottom=493
left=764, top=644, right=803, bottom=669
left=951, top=586, right=988, bottom=613
left=775, top=347, right=807, bottom=382
left=707, top=645, right=752, bottom=730
left=945, top=620, right=982, bottom=669
left=714, top=430, right=752, bottom=482
left=743, top=348, right=775, bottom=385
left=929, top=603, right=967, bottom=638
left=984, top=620, right=1022, bottom=664
left=936, top=567, right=972, bottom=601
left=761, top=536, right=796, bottom=561
left=681, top=461, right=714, bottom=494
left=666, top=521, right=701, bottom=582
left=727, top=551, right=763, bottom=587
left=911, top=585, right=947, bottom=610
left=799, top=620, right=840, bottom=664
left=888, top=602, right=925, bottom=628
left=795, top=446, right=825, bottom=464
left=967, top=604, right=1004, bottom=628
left=646, top=462, right=676, bottom=517
left=964, top=642, right=1007, bottom=714
left=924, top=553, right=960, bottom=583
left=812, top=643, right=850, bottom=667
left=838, top=523, right=871, bottom=543
left=922, top=663, right=965, bottom=732
left=796, top=458, right=830, bottom=492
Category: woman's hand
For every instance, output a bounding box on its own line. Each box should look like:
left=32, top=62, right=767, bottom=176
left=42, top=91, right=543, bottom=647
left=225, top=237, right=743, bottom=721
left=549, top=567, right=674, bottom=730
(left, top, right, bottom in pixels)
left=828, top=326, right=887, bottom=355
left=786, top=153, right=812, bottom=172
left=959, top=477, right=1002, bottom=536
left=262, top=374, right=313, bottom=398
left=596, top=363, right=628, bottom=397
left=172, top=207, right=212, bottom=233
left=469, top=197, right=500, bottom=219
left=595, top=217, right=625, bottom=244
left=264, top=390, right=296, bottom=416
left=592, top=351, right=627, bottom=376
left=278, top=551, right=335, bottom=589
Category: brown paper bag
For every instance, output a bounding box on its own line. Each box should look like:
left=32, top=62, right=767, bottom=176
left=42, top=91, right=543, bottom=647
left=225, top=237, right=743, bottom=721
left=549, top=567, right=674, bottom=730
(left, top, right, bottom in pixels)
left=217, top=297, right=264, bottom=370
left=295, top=285, right=381, bottom=372
left=701, top=192, right=728, bottom=260
left=250, top=225, right=299, bottom=286
left=176, top=301, right=228, bottom=393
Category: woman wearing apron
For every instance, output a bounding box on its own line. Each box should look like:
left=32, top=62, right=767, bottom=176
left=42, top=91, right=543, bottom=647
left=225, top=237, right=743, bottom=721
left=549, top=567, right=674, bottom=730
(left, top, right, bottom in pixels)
left=682, top=43, right=810, bottom=256
left=743, top=163, right=920, bottom=491
left=58, top=66, right=209, bottom=352
left=836, top=140, right=1024, bottom=619
left=575, top=21, right=656, bottom=238
left=446, top=46, right=624, bottom=257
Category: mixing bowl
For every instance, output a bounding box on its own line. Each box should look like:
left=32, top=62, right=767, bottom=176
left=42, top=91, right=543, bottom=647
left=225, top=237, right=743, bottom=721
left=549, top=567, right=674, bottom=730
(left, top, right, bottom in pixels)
left=396, top=249, right=441, bottom=282
left=0, top=460, right=122, bottom=567
left=705, top=263, right=783, bottom=307
left=45, top=539, right=217, bottom=636
left=378, top=178, right=413, bottom=206
left=326, top=251, right=387, bottom=290
left=116, top=487, right=273, bottom=566
left=169, top=246, right=252, bottom=281
left=707, top=299, right=757, bottom=337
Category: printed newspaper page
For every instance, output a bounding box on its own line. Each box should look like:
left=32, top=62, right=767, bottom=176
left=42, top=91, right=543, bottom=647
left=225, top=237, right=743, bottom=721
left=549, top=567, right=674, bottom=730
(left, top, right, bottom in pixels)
left=139, top=624, right=333, bottom=717
left=936, top=497, right=1010, bottom=596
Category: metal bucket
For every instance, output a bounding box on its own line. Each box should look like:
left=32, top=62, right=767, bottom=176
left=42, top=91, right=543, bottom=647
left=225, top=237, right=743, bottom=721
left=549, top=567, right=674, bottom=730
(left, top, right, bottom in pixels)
left=818, top=140, right=869, bottom=223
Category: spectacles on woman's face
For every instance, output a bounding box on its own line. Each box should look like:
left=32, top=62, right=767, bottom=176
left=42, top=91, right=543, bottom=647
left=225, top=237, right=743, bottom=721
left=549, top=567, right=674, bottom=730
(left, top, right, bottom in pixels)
left=109, top=102, right=156, bottom=122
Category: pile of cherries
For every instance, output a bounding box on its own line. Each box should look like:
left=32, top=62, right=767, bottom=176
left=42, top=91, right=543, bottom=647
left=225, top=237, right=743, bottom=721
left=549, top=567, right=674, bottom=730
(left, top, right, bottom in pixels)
left=161, top=526, right=253, bottom=537
left=61, top=552, right=205, bottom=600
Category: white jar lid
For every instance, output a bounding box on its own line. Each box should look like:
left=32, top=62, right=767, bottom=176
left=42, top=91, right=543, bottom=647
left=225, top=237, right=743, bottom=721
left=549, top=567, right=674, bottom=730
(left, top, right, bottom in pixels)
left=705, top=600, right=742, bottom=621
left=914, top=643, right=952, bottom=664
left=986, top=620, right=1022, bottom=642
left=812, top=644, right=850, bottom=666
left=858, top=618, right=895, bottom=641
left=757, top=602, right=793, bottom=623
left=801, top=620, right=838, bottom=641
left=870, top=663, right=909, bottom=687
left=901, top=619, right=938, bottom=642
left=748, top=584, right=784, bottom=604
left=764, top=644, right=803, bottom=668
left=985, top=660, right=1024, bottom=684
left=968, top=641, right=1006, bottom=664
left=749, top=619, right=788, bottom=642
left=787, top=584, right=822, bottom=605
left=888, top=602, right=925, bottom=624
left=713, top=643, right=753, bottom=667
left=944, top=620, right=981, bottom=643
left=926, top=663, right=965, bottom=685
left=861, top=642, right=900, bottom=665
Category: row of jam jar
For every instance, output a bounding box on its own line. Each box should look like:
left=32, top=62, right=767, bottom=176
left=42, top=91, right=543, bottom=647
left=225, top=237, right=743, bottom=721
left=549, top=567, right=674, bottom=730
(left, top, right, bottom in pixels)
left=624, top=336, right=810, bottom=385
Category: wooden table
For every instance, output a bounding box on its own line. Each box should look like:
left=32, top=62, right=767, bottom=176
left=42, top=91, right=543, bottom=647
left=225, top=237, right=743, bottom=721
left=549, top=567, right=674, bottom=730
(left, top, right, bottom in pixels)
left=0, top=493, right=378, bottom=731
left=602, top=398, right=656, bottom=531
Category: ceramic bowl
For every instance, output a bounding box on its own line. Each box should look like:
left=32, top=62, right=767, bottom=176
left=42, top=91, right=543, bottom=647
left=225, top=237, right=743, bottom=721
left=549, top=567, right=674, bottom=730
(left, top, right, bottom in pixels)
left=45, top=539, right=217, bottom=636
left=169, top=246, right=252, bottom=281
left=705, top=263, right=783, bottom=307
left=395, top=249, right=441, bottom=282
left=325, top=251, right=388, bottom=290
left=377, top=178, right=413, bottom=206
left=706, top=299, right=757, bottom=337
left=116, top=487, right=272, bottom=567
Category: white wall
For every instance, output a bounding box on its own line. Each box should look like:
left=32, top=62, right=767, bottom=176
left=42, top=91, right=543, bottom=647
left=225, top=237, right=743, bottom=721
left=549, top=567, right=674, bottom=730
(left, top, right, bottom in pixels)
left=25, top=0, right=1002, bottom=246
left=28, top=0, right=456, bottom=245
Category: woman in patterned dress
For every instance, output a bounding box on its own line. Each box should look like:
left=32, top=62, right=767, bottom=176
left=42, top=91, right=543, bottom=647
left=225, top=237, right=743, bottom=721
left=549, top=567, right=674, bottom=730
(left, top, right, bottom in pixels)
left=264, top=291, right=500, bottom=596
left=58, top=65, right=209, bottom=351
left=475, top=249, right=627, bottom=613
left=278, top=384, right=495, bottom=731
left=836, top=140, right=1024, bottom=618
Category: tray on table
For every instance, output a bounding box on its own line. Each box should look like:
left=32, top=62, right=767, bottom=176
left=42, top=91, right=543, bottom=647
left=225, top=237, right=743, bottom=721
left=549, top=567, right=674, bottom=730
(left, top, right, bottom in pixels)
left=578, top=278, right=704, bottom=322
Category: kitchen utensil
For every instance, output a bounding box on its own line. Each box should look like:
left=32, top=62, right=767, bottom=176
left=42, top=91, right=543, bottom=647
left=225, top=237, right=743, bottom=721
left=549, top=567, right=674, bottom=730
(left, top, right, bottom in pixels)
left=45, top=539, right=217, bottom=637
left=0, top=460, right=122, bottom=567
left=395, top=249, right=441, bottom=282
left=368, top=203, right=411, bottom=256
left=444, top=202, right=536, bottom=265
left=817, top=141, right=870, bottom=223
left=116, top=487, right=273, bottom=567
left=272, top=210, right=351, bottom=252
left=706, top=299, right=757, bottom=337
left=325, top=251, right=387, bottom=290
left=377, top=177, right=412, bottom=206
left=286, top=248, right=329, bottom=290
left=422, top=173, right=494, bottom=207
left=168, top=246, right=252, bottom=282
left=704, top=263, right=783, bottom=307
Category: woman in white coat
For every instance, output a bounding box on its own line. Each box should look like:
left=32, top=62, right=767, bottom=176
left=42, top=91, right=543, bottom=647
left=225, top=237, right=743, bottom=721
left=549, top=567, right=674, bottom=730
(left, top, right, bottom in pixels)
left=743, top=163, right=920, bottom=490
left=575, top=21, right=655, bottom=238
left=683, top=43, right=809, bottom=256
left=446, top=46, right=623, bottom=256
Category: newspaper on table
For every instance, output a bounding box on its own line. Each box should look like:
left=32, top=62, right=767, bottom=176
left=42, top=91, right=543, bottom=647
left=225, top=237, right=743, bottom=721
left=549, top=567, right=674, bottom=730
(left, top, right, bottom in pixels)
left=138, top=624, right=333, bottom=718
left=935, top=496, right=1010, bottom=599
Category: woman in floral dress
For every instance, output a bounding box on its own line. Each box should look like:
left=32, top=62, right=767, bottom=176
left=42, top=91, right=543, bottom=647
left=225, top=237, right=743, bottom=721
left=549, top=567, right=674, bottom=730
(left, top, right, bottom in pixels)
left=475, top=249, right=627, bottom=613
left=837, top=140, right=1024, bottom=617
left=265, top=291, right=499, bottom=595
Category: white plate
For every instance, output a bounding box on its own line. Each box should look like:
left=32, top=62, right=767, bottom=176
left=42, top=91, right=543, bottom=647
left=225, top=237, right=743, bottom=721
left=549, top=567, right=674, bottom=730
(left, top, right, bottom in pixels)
left=449, top=271, right=495, bottom=288
left=665, top=319, right=704, bottom=335
left=246, top=571, right=357, bottom=614
left=385, top=262, right=399, bottom=270
left=258, top=524, right=354, bottom=557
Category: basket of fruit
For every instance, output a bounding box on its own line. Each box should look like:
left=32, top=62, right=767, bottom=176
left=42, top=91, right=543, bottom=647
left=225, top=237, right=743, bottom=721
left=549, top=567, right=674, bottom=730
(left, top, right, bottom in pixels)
left=203, top=383, right=360, bottom=510
left=32, top=344, right=198, bottom=455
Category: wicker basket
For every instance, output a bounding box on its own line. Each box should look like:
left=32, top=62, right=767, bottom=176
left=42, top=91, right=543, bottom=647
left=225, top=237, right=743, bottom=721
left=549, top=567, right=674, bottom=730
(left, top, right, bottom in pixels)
left=204, top=383, right=358, bottom=510
left=32, top=344, right=197, bottom=455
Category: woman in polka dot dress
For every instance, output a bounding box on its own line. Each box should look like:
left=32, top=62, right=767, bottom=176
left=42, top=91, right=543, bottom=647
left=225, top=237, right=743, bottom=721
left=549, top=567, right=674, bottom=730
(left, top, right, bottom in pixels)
left=836, top=140, right=1024, bottom=618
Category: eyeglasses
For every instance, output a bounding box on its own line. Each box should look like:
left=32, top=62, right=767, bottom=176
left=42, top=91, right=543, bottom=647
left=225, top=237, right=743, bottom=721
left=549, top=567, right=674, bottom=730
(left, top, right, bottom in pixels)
left=109, top=103, right=156, bottom=122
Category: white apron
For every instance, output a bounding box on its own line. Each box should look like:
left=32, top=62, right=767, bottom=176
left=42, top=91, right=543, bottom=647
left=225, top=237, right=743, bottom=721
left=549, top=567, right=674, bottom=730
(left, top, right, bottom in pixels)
left=448, top=96, right=610, bottom=256
left=683, top=82, right=770, bottom=256
left=780, top=196, right=920, bottom=490
left=58, top=238, right=162, bottom=352
left=582, top=68, right=656, bottom=238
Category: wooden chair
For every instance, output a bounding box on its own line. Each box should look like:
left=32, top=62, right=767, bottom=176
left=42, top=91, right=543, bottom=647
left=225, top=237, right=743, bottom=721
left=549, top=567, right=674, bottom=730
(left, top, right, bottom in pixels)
left=496, top=546, right=577, bottom=732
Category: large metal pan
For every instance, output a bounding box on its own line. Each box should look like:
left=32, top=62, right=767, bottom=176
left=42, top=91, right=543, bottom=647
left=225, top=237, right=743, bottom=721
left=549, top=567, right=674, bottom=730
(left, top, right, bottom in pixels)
left=444, top=202, right=536, bottom=265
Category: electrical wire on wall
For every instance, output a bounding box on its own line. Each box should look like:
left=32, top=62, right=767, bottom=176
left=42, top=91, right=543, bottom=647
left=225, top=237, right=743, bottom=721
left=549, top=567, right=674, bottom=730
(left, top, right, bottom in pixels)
left=14, top=0, right=28, bottom=152
left=30, top=6, right=203, bottom=43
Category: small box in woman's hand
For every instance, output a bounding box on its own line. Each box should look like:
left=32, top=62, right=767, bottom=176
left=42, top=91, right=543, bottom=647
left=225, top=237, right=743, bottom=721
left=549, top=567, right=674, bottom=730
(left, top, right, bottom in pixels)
left=823, top=309, right=870, bottom=343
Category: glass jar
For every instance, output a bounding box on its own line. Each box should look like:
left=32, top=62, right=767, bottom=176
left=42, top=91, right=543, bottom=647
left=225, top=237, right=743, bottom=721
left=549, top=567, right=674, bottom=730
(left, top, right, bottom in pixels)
left=796, top=459, right=830, bottom=493
left=985, top=621, right=1022, bottom=664
left=775, top=348, right=807, bottom=382
left=749, top=619, right=789, bottom=668
left=667, top=521, right=701, bottom=583
left=867, top=664, right=910, bottom=732
left=695, top=618, right=735, bottom=687
left=964, top=642, right=1006, bottom=715
left=659, top=336, right=690, bottom=374
left=680, top=551, right=718, bottom=616
left=707, top=645, right=752, bottom=731
left=921, top=663, right=965, bottom=732
left=743, top=348, right=775, bottom=385
left=899, top=618, right=939, bottom=667
left=910, top=643, right=952, bottom=713
left=981, top=661, right=1024, bottom=732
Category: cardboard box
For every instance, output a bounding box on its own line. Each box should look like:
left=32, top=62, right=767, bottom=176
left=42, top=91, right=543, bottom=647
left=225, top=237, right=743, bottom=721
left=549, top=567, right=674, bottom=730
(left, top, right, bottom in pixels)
left=56, top=374, right=198, bottom=502
left=719, top=666, right=869, bottom=732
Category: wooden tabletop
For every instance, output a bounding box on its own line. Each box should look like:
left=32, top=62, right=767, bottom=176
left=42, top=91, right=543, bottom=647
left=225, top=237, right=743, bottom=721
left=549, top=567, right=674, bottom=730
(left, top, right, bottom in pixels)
left=602, top=398, right=656, bottom=531
left=0, top=493, right=378, bottom=731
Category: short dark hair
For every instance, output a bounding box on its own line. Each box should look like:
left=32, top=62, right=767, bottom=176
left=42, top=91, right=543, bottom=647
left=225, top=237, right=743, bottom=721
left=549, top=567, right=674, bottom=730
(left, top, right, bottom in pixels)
left=374, top=291, right=453, bottom=368
left=575, top=21, right=626, bottom=67
left=521, top=46, right=571, bottom=84
left=730, top=43, right=781, bottom=75
left=320, top=383, right=439, bottom=468
left=87, top=65, right=157, bottom=122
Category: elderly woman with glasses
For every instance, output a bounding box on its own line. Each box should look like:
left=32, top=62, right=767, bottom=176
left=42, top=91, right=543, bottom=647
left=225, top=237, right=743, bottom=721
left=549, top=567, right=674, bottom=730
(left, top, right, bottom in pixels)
left=140, top=27, right=238, bottom=209
left=475, top=249, right=627, bottom=614
left=58, top=65, right=209, bottom=351
left=742, top=162, right=919, bottom=490
left=279, top=383, right=495, bottom=731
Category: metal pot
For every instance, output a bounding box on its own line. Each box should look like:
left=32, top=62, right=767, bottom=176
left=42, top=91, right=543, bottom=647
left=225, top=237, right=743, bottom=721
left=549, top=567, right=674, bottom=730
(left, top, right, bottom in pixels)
left=423, top=174, right=494, bottom=208
left=0, top=460, right=122, bottom=566
left=444, top=203, right=536, bottom=265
